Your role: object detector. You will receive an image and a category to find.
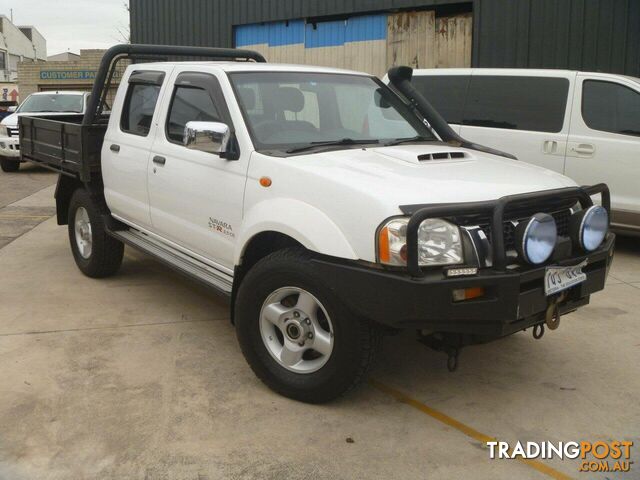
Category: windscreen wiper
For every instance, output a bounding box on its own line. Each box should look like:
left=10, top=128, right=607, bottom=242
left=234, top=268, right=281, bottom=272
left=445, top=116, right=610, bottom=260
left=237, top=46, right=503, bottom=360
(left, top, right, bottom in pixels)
left=383, top=135, right=433, bottom=147
left=286, top=138, right=379, bottom=154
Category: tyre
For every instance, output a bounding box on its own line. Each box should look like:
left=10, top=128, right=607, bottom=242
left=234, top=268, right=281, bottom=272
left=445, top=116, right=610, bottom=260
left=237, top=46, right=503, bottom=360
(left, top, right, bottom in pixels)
left=235, top=248, right=381, bottom=403
left=67, top=188, right=124, bottom=278
left=0, top=157, right=19, bottom=172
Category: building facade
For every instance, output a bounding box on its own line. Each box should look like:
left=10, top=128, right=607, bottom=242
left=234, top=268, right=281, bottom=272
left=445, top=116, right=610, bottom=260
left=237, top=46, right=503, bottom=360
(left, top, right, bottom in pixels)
left=17, top=49, right=126, bottom=104
left=0, top=16, right=46, bottom=82
left=130, top=0, right=640, bottom=78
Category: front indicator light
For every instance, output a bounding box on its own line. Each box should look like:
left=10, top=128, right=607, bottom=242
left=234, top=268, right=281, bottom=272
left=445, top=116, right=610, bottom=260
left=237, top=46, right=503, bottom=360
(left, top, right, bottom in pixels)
left=377, top=220, right=408, bottom=266
left=570, top=205, right=608, bottom=252
left=515, top=213, right=557, bottom=264
left=452, top=287, right=485, bottom=302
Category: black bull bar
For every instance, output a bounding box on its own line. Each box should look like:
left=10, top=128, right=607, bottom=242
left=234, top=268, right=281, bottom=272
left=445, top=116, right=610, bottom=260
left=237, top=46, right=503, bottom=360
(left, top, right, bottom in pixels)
left=404, top=184, right=611, bottom=277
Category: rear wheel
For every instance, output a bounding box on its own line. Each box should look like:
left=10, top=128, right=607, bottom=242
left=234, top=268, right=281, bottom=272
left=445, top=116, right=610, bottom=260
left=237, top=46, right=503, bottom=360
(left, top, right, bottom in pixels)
left=68, top=189, right=124, bottom=278
left=0, top=157, right=19, bottom=172
left=235, top=248, right=381, bottom=403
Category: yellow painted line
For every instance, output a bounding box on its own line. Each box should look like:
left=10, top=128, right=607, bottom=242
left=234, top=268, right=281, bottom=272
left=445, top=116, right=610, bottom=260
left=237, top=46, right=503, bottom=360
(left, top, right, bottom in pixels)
left=370, top=379, right=575, bottom=480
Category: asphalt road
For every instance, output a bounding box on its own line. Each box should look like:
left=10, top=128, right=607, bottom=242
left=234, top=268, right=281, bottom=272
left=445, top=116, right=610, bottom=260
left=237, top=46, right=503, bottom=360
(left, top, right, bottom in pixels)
left=0, top=167, right=638, bottom=479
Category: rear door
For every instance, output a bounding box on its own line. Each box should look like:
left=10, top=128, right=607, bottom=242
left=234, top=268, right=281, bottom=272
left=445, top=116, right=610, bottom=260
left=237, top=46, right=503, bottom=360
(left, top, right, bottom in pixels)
left=146, top=69, right=248, bottom=270
left=565, top=74, right=640, bottom=231
left=102, top=67, right=172, bottom=229
left=457, top=71, right=574, bottom=172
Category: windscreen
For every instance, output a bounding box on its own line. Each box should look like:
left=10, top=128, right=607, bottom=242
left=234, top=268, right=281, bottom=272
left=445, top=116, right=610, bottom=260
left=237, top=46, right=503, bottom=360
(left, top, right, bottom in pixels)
left=230, top=72, right=434, bottom=152
left=18, top=94, right=84, bottom=113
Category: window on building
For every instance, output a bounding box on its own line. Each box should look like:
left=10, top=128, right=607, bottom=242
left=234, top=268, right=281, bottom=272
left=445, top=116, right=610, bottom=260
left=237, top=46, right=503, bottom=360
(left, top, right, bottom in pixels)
left=462, top=76, right=570, bottom=133
left=120, top=83, right=161, bottom=136
left=166, top=86, right=221, bottom=143
left=582, top=80, right=640, bottom=137
left=411, top=75, right=470, bottom=125
left=0, top=51, right=6, bottom=71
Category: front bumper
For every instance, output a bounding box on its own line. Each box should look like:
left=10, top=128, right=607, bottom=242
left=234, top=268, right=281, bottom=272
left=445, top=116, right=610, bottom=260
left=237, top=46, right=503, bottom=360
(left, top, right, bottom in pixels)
left=0, top=136, right=20, bottom=158
left=311, top=233, right=614, bottom=337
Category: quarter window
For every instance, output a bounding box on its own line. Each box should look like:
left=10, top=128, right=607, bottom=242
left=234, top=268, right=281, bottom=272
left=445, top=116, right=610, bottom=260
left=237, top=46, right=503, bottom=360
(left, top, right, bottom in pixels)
left=166, top=86, right=221, bottom=143
left=121, top=83, right=161, bottom=136
left=462, top=76, right=569, bottom=133
left=582, top=80, right=640, bottom=137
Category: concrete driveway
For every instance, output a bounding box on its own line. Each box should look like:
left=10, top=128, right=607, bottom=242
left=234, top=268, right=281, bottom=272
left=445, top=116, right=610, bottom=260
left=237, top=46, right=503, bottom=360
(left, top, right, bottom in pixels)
left=0, top=179, right=638, bottom=479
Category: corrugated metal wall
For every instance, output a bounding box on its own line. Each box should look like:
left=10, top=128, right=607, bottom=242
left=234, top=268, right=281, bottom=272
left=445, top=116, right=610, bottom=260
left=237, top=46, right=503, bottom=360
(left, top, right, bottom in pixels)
left=130, top=0, right=640, bottom=77
left=475, top=0, right=640, bottom=76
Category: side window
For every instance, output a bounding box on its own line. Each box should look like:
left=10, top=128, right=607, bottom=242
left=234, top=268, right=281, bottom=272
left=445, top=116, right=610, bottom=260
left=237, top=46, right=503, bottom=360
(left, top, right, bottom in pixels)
left=582, top=80, right=640, bottom=137
left=463, top=76, right=569, bottom=133
left=120, top=80, right=162, bottom=137
left=411, top=75, right=470, bottom=124
left=166, top=86, right=221, bottom=143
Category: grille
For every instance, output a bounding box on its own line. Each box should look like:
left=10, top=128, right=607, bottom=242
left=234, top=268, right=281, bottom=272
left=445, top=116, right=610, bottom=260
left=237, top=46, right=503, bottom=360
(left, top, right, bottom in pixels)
left=447, top=197, right=575, bottom=252
left=479, top=208, right=571, bottom=251
left=7, top=127, right=19, bottom=138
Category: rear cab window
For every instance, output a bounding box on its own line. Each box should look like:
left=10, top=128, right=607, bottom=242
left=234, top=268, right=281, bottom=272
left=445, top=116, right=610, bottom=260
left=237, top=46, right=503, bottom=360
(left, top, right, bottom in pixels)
left=120, top=70, right=166, bottom=137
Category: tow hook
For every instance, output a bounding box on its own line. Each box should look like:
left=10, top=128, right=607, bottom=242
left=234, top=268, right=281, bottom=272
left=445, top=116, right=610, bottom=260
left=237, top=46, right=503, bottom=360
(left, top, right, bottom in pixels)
left=545, top=291, right=567, bottom=331
left=418, top=332, right=462, bottom=372
left=533, top=323, right=545, bottom=339
left=532, top=292, right=568, bottom=339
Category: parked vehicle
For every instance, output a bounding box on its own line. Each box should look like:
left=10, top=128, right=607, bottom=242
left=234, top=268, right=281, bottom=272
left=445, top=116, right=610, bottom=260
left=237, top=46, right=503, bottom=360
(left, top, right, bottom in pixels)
left=400, top=68, right=640, bottom=235
left=19, top=46, right=614, bottom=403
left=0, top=91, right=90, bottom=172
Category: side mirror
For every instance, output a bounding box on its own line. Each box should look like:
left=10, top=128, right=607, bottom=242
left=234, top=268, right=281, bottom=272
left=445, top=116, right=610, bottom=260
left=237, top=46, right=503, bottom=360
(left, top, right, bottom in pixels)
left=183, top=121, right=231, bottom=155
left=7, top=106, right=17, bottom=113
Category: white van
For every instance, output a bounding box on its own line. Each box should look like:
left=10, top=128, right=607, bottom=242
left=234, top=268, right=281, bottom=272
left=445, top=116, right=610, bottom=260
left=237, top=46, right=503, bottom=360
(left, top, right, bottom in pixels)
left=404, top=69, right=640, bottom=235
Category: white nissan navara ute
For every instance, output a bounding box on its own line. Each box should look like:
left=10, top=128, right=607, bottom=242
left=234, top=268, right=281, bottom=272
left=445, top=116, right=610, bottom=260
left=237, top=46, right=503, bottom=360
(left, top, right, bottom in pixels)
left=19, top=45, right=615, bottom=403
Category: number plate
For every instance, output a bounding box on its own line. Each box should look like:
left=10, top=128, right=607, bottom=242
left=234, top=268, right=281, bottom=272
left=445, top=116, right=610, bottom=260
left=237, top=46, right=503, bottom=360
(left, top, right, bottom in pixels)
left=544, top=260, right=588, bottom=296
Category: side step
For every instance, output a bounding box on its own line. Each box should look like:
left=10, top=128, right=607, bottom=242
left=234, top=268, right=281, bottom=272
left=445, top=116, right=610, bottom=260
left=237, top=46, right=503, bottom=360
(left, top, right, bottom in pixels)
left=110, top=229, right=233, bottom=296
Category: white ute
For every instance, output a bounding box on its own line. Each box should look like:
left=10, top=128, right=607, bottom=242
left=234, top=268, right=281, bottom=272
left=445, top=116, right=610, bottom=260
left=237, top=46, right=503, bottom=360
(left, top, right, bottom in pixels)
left=19, top=45, right=615, bottom=403
left=0, top=91, right=89, bottom=172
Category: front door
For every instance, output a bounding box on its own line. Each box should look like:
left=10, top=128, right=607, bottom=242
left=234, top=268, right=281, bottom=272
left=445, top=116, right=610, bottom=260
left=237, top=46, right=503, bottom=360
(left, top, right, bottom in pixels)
left=147, top=70, right=248, bottom=270
left=565, top=75, right=640, bottom=232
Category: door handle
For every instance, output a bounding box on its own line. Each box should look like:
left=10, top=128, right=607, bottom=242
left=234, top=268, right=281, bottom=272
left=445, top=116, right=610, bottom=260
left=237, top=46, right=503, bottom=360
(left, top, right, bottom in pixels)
left=543, top=140, right=558, bottom=154
left=570, top=144, right=595, bottom=155
left=152, top=155, right=166, bottom=166
left=110, top=144, right=120, bottom=153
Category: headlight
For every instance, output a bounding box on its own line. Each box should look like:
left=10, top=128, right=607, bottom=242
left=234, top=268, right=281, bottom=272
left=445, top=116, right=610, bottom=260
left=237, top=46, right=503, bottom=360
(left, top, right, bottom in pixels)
left=515, top=213, right=557, bottom=264
left=378, top=218, right=463, bottom=267
left=0, top=125, right=7, bottom=137
left=570, top=205, right=608, bottom=251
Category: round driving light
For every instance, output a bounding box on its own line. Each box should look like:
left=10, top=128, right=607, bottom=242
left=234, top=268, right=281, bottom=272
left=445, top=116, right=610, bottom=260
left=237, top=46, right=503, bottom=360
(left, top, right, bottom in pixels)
left=515, top=213, right=557, bottom=264
left=570, top=205, right=608, bottom=252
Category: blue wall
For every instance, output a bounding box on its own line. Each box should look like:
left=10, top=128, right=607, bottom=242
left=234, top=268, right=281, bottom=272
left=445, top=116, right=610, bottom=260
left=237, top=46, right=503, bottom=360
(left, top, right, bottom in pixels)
left=235, top=14, right=387, bottom=48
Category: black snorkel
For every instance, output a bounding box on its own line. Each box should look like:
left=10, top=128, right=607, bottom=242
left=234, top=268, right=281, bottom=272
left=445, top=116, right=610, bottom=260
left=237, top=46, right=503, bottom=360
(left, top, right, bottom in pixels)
left=387, top=66, right=518, bottom=160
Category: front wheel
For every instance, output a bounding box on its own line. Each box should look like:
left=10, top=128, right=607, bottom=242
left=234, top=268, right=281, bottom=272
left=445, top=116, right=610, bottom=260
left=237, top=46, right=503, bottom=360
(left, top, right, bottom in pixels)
left=235, top=248, right=381, bottom=403
left=68, top=189, right=124, bottom=278
left=0, top=157, right=19, bottom=172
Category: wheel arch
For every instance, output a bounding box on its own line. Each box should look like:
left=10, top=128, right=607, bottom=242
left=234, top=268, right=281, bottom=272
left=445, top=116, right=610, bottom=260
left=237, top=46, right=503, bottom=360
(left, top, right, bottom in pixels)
left=231, top=230, right=304, bottom=324
left=55, top=175, right=84, bottom=225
